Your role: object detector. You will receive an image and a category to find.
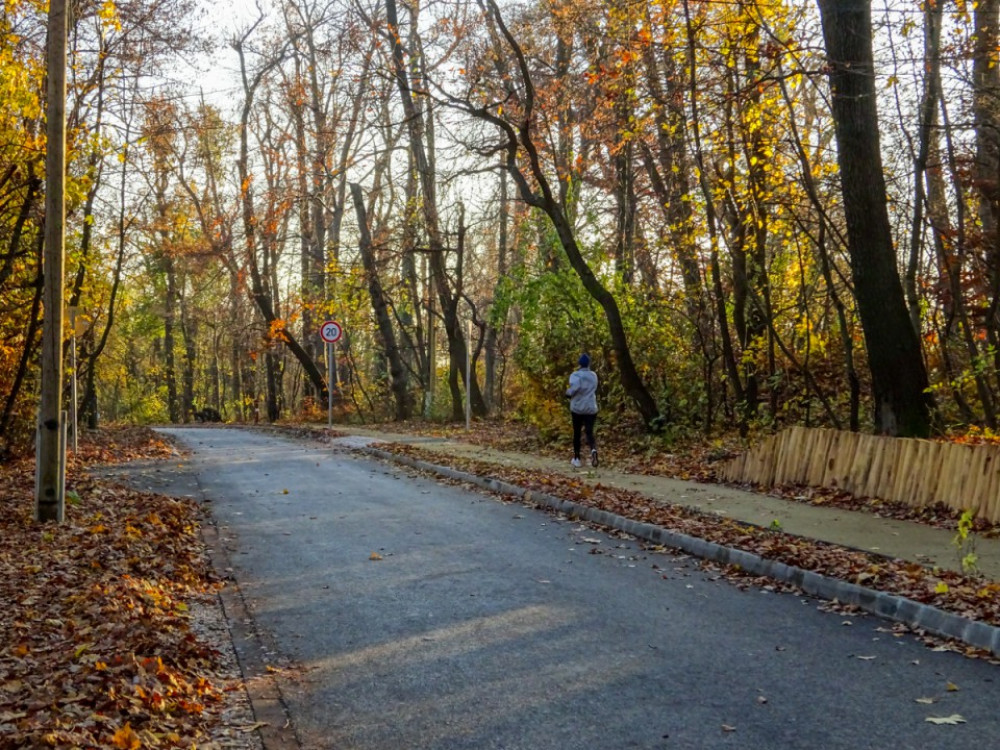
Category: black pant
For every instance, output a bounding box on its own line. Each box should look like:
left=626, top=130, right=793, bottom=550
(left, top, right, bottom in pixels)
left=572, top=412, right=597, bottom=458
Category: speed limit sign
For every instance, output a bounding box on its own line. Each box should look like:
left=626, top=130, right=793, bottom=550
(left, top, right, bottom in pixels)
left=320, top=320, right=343, bottom=343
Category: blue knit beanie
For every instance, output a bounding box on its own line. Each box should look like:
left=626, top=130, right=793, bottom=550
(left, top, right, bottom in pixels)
left=578, top=353, right=590, bottom=368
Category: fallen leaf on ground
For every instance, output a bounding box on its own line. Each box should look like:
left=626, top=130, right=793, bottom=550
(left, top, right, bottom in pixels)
left=925, top=715, right=966, bottom=725
left=0, top=426, right=247, bottom=747
left=111, top=723, right=142, bottom=749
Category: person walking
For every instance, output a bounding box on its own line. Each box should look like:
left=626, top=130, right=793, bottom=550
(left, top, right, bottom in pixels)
left=566, top=353, right=599, bottom=467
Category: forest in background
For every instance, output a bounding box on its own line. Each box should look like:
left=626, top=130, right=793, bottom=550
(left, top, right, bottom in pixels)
left=2, top=0, right=1000, bottom=460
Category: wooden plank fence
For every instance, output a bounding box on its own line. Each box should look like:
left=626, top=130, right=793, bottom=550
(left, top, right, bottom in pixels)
left=718, top=426, right=1000, bottom=523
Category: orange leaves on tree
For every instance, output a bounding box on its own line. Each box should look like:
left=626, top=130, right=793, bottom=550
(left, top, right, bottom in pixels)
left=268, top=317, right=290, bottom=343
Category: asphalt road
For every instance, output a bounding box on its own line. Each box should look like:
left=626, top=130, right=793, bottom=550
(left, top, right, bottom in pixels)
left=159, top=428, right=999, bottom=749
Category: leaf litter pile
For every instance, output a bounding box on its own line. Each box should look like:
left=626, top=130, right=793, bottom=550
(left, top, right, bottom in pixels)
left=378, top=442, right=1000, bottom=649
left=0, top=427, right=252, bottom=749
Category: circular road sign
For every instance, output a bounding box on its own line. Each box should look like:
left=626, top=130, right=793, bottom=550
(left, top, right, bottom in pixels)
left=320, top=320, right=343, bottom=343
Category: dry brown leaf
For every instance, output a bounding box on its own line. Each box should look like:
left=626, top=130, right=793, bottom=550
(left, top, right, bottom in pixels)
left=0, top=427, right=234, bottom=747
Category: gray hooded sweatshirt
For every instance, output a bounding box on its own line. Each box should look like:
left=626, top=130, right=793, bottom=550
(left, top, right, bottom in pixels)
left=566, top=367, right=598, bottom=415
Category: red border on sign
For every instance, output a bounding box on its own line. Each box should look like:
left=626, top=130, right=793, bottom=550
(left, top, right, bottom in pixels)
left=320, top=320, right=342, bottom=343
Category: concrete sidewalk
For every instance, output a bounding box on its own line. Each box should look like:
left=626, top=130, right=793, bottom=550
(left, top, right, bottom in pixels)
left=328, top=425, right=1000, bottom=582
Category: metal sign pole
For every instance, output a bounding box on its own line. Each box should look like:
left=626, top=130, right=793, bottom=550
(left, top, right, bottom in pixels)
left=320, top=320, right=342, bottom=429
left=327, top=340, right=334, bottom=429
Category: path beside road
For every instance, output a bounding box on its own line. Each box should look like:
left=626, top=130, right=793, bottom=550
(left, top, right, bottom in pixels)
left=327, top=425, right=1000, bottom=581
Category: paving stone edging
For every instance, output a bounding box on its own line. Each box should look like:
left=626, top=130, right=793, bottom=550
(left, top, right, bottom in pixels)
left=200, top=518, right=300, bottom=750
left=360, top=445, right=1000, bottom=658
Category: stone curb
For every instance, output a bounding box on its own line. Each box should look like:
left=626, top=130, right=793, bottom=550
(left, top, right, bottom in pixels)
left=200, top=519, right=300, bottom=750
left=360, top=445, right=1000, bottom=658
left=194, top=490, right=301, bottom=749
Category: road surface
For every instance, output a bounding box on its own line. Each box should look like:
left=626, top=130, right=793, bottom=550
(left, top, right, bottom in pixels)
left=154, top=428, right=999, bottom=749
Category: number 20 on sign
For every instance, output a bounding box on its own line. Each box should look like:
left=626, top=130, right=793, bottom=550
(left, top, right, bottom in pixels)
left=320, top=320, right=342, bottom=343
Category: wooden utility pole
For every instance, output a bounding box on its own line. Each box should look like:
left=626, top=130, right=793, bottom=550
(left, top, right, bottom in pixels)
left=36, top=0, right=68, bottom=522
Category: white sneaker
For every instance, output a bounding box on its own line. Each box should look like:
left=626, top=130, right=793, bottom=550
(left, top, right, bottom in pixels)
left=571, top=458, right=582, bottom=468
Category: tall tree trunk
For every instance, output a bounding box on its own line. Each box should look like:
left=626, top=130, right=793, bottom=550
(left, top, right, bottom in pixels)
left=554, top=21, right=574, bottom=227
left=265, top=351, right=281, bottom=422
left=0, top=162, right=40, bottom=290
left=817, top=0, right=932, bottom=436
left=904, top=0, right=944, bottom=336
left=385, top=0, right=487, bottom=419
left=484, top=161, right=508, bottom=411
left=974, top=0, right=1000, bottom=241
left=467, top=0, right=661, bottom=427
left=0, top=161, right=42, bottom=448
left=612, top=126, right=636, bottom=285
left=180, top=283, right=196, bottom=421
left=81, top=130, right=133, bottom=429
left=351, top=183, right=411, bottom=419
left=938, top=93, right=998, bottom=426
left=400, top=148, right=427, bottom=390
left=0, top=237, right=43, bottom=449
left=778, top=67, right=860, bottom=430
left=232, top=336, right=245, bottom=421
left=640, top=21, right=716, bottom=426
left=211, top=328, right=222, bottom=412
left=163, top=254, right=180, bottom=423
left=233, top=33, right=329, bottom=409
left=291, top=53, right=319, bottom=405
left=742, top=23, right=775, bottom=421
left=610, top=7, right=637, bottom=285
left=682, top=0, right=743, bottom=425
left=973, top=0, right=1000, bottom=401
